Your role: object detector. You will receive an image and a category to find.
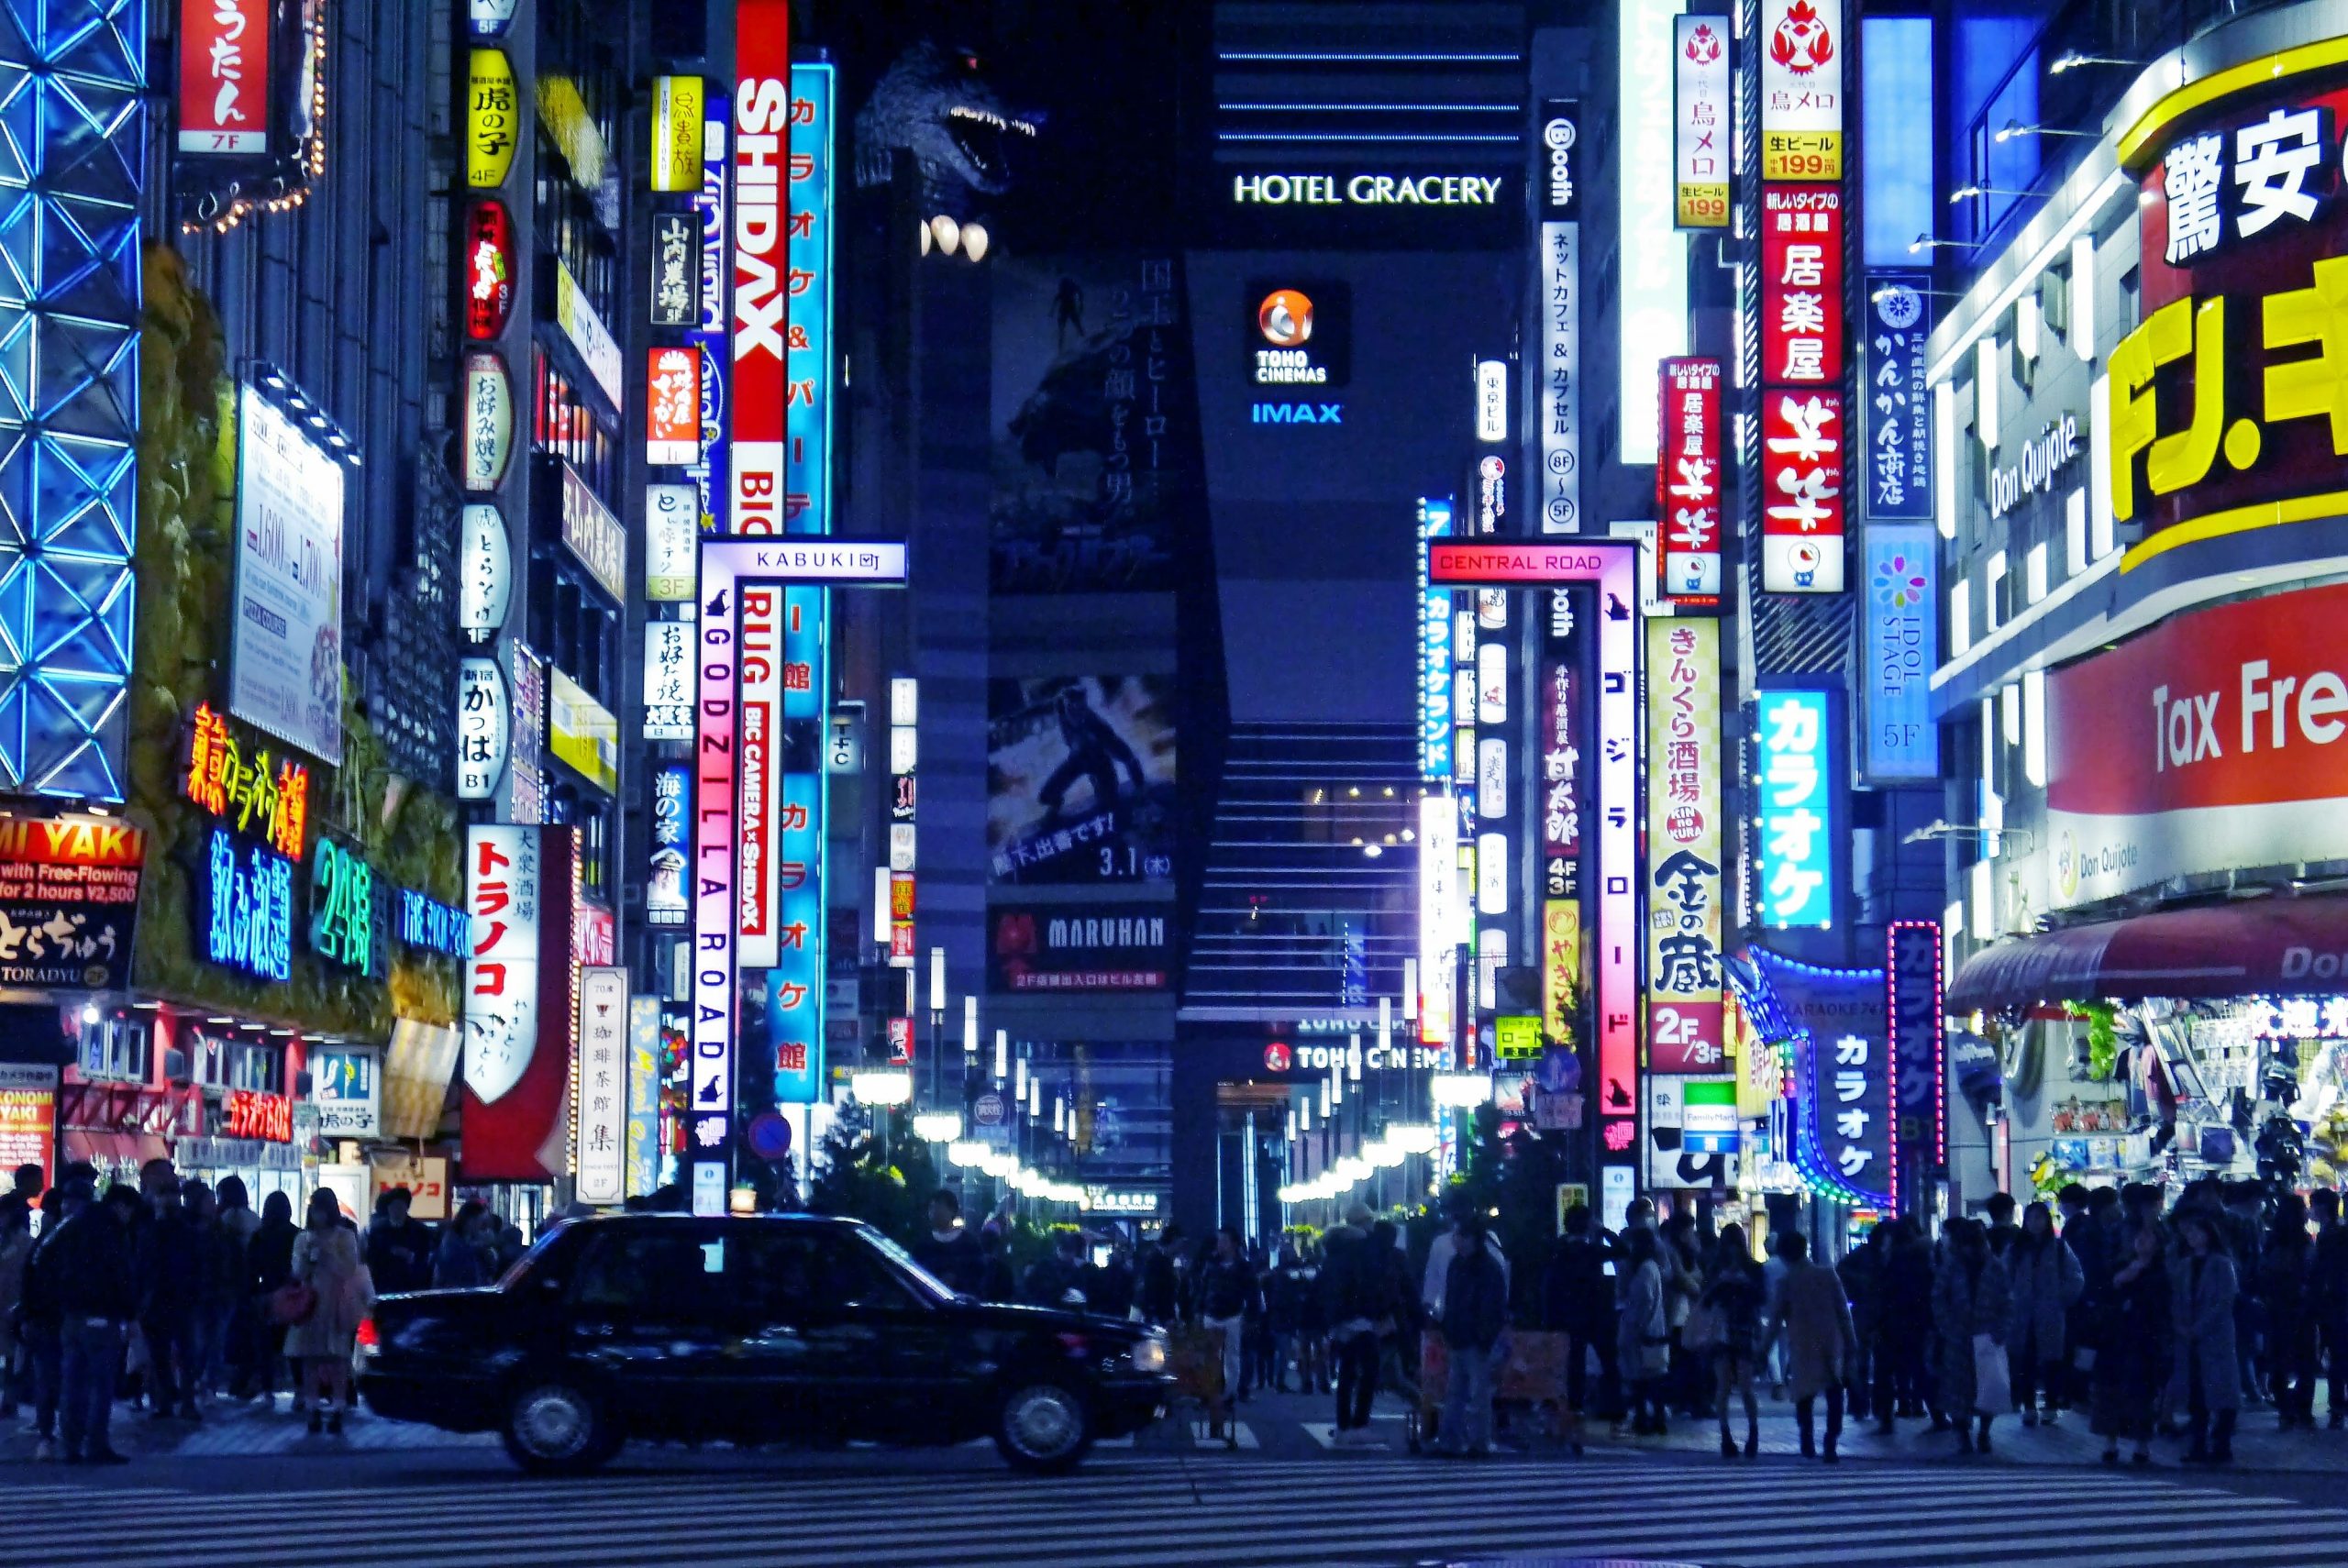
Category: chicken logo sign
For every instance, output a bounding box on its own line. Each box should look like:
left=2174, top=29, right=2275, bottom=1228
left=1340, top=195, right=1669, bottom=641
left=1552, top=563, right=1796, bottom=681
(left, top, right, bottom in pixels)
left=1684, top=22, right=1723, bottom=65
left=1769, top=0, right=1833, bottom=74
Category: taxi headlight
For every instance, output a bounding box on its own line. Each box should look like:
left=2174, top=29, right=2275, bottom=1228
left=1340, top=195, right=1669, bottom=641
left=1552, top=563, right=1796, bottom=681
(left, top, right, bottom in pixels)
left=1132, top=1333, right=1168, bottom=1374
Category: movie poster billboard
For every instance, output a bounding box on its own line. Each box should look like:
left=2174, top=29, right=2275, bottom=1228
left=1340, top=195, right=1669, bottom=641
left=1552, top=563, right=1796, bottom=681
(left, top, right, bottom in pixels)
left=987, top=677, right=1175, bottom=885
left=991, top=256, right=1195, bottom=592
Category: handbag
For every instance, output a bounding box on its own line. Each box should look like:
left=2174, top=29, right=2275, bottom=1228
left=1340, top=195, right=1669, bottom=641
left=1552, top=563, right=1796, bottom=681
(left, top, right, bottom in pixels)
left=268, top=1282, right=318, bottom=1327
left=1971, top=1331, right=2012, bottom=1415
left=1682, top=1300, right=1727, bottom=1353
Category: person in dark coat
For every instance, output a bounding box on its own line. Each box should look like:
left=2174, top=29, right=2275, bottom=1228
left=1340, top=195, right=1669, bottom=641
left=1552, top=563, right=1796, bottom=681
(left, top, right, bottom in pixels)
left=1835, top=1222, right=1886, bottom=1420
left=1320, top=1203, right=1381, bottom=1443
left=51, top=1183, right=142, bottom=1463
left=2175, top=1208, right=2243, bottom=1463
left=135, top=1173, right=201, bottom=1419
left=431, top=1199, right=496, bottom=1288
left=974, top=1224, right=1016, bottom=1302
left=14, top=1174, right=92, bottom=1459
left=2257, top=1192, right=2317, bottom=1428
left=364, top=1187, right=437, bottom=1297
left=1982, top=1191, right=2022, bottom=1260
left=2091, top=1219, right=2170, bottom=1464
left=1136, top=1224, right=1180, bottom=1326
left=909, top=1189, right=984, bottom=1296
left=2008, top=1200, right=2085, bottom=1426
left=244, top=1190, right=297, bottom=1401
left=2057, top=1183, right=2108, bottom=1411
left=1701, top=1223, right=1767, bottom=1457
left=1933, top=1217, right=2012, bottom=1454
left=2312, top=1188, right=2348, bottom=1429
left=1875, top=1216, right=1936, bottom=1430
left=1542, top=1204, right=1617, bottom=1446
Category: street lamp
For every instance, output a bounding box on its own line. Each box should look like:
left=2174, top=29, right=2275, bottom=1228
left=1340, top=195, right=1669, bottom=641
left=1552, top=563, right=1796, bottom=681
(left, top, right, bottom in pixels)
left=2048, top=51, right=2140, bottom=74
left=1995, top=118, right=2095, bottom=142
left=1948, top=184, right=2030, bottom=204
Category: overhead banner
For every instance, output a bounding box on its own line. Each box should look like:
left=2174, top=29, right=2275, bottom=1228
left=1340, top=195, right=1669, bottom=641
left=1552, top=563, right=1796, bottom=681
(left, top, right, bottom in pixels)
left=1672, top=16, right=1731, bottom=227
left=1759, top=0, right=1844, bottom=181
left=0, top=816, right=143, bottom=990
left=1861, top=271, right=1933, bottom=523
left=1755, top=688, right=1838, bottom=929
left=1861, top=525, right=1939, bottom=780
left=231, top=385, right=347, bottom=766
left=1657, top=358, right=1722, bottom=601
left=1645, top=619, right=1723, bottom=1071
left=1760, top=389, right=1846, bottom=593
left=2047, top=580, right=2348, bottom=908
left=1536, top=101, right=1583, bottom=534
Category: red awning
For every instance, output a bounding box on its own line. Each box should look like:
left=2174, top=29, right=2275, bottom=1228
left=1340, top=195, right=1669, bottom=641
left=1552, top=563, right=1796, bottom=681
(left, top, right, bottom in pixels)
left=1947, top=896, right=2348, bottom=1012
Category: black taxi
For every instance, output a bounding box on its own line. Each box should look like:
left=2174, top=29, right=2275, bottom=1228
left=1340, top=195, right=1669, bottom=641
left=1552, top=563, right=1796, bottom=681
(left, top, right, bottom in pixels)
left=359, top=1213, right=1171, bottom=1474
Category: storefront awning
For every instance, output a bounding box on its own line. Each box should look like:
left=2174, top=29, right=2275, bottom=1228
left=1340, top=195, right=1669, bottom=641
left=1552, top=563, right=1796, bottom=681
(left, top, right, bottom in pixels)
left=1947, top=896, right=2348, bottom=1012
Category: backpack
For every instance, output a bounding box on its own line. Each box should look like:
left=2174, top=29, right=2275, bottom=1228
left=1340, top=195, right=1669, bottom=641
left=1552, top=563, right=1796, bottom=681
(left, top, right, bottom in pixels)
left=1444, top=1243, right=1508, bottom=1352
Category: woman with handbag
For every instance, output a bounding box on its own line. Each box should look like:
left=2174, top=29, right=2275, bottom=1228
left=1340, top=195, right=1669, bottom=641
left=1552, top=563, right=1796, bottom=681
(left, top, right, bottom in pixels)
left=1933, top=1217, right=2013, bottom=1453
left=282, top=1191, right=368, bottom=1434
left=1697, top=1223, right=1766, bottom=1458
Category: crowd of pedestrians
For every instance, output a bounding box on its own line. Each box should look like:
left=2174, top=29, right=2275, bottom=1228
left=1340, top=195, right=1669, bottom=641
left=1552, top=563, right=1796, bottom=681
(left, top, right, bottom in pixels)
left=0, top=1158, right=522, bottom=1463
left=1511, top=1176, right=2348, bottom=1465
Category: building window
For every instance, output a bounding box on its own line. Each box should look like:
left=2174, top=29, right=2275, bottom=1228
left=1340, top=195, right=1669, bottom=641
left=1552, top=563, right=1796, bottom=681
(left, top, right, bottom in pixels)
left=533, top=347, right=615, bottom=499
left=77, top=1017, right=150, bottom=1084
left=548, top=783, right=610, bottom=897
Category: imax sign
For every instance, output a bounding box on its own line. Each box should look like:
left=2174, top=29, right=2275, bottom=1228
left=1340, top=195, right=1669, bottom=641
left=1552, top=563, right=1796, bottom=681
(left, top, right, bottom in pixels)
left=1253, top=402, right=1344, bottom=425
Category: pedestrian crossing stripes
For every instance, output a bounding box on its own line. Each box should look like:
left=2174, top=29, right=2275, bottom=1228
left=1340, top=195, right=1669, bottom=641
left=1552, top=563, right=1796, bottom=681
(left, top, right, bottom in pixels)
left=1, top=1456, right=2337, bottom=1568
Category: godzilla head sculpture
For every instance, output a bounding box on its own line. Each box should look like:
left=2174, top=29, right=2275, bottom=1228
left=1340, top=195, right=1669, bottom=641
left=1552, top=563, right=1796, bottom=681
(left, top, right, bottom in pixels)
left=853, top=39, right=1042, bottom=262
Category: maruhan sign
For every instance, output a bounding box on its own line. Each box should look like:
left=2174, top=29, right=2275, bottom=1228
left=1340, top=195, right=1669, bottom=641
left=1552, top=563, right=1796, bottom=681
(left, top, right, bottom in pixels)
left=1233, top=173, right=1508, bottom=206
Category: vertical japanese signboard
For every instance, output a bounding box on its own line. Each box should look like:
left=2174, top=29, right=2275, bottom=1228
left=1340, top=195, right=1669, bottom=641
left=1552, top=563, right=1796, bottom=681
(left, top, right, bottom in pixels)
left=575, top=966, right=627, bottom=1206
left=1888, top=919, right=1944, bottom=1207
left=1672, top=16, right=1731, bottom=227
left=1535, top=102, right=1582, bottom=535
left=1760, top=390, right=1847, bottom=592
left=692, top=106, right=729, bottom=533
left=1656, top=359, right=1722, bottom=602
left=1862, top=272, right=1933, bottom=522
left=463, top=826, right=576, bottom=1183
left=1755, top=689, right=1837, bottom=930
left=626, top=995, right=662, bottom=1198
left=178, top=0, right=271, bottom=155
left=1645, top=619, right=1723, bottom=1071
left=1759, top=0, right=1844, bottom=181
left=1761, top=187, right=1844, bottom=385
left=1417, top=498, right=1455, bottom=778
left=650, top=75, right=703, bottom=193
left=1861, top=525, right=1938, bottom=780
left=728, top=6, right=790, bottom=536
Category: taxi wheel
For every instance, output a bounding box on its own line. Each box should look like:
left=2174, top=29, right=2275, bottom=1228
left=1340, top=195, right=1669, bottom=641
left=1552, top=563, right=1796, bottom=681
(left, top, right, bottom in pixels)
left=994, top=1380, right=1094, bottom=1474
left=502, top=1378, right=617, bottom=1474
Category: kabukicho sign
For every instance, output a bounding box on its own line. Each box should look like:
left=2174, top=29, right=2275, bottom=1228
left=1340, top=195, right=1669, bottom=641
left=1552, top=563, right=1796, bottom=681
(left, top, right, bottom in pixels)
left=729, top=1, right=792, bottom=538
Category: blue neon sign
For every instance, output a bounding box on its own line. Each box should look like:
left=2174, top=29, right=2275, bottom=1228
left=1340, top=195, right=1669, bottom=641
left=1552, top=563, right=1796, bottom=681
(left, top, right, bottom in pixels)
left=1755, top=689, right=1837, bottom=930
left=203, top=827, right=294, bottom=982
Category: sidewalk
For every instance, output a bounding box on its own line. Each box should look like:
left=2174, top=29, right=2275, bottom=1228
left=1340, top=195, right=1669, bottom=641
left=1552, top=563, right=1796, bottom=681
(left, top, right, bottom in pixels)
left=2, top=1393, right=495, bottom=1460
